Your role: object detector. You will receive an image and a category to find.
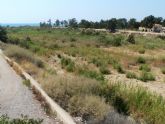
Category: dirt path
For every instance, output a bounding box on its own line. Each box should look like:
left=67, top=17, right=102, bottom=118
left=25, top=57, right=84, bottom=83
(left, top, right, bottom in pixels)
left=0, top=53, right=58, bottom=124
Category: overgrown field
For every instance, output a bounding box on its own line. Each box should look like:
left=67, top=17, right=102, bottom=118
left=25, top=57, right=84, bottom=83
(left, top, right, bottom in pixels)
left=1, top=27, right=165, bottom=124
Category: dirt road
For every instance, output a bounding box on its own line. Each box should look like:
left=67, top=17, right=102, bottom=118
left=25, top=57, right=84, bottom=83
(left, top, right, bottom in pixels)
left=0, top=52, right=57, bottom=123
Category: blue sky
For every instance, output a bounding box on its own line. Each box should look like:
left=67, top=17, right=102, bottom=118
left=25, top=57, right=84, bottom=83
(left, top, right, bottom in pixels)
left=0, top=0, right=165, bottom=23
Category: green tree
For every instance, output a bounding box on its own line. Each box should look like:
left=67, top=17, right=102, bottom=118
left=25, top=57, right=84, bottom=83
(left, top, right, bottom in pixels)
left=140, top=15, right=162, bottom=28
left=63, top=20, right=69, bottom=27
left=55, top=19, right=60, bottom=27
left=128, top=18, right=139, bottom=29
left=117, top=18, right=128, bottom=29
left=107, top=18, right=117, bottom=32
left=163, top=19, right=165, bottom=27
left=0, top=26, right=8, bottom=43
left=79, top=19, right=91, bottom=28
left=69, top=18, right=78, bottom=28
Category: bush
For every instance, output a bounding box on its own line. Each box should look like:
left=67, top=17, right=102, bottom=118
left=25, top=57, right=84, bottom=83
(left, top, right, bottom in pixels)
left=61, top=57, right=75, bottom=72
left=91, top=58, right=103, bottom=67
left=78, top=68, right=105, bottom=81
left=99, top=66, right=111, bottom=75
left=0, top=26, right=8, bottom=43
left=100, top=83, right=165, bottom=124
left=7, top=37, right=20, bottom=45
left=98, top=35, right=122, bottom=47
left=139, top=64, right=151, bottom=72
left=138, top=48, right=145, bottom=54
left=42, top=76, right=106, bottom=114
left=137, top=56, right=146, bottom=64
left=113, top=36, right=122, bottom=46
left=113, top=63, right=125, bottom=74
left=161, top=68, right=165, bottom=74
left=70, top=37, right=76, bottom=42
left=5, top=45, right=44, bottom=68
left=139, top=71, right=155, bottom=82
left=126, top=72, right=137, bottom=79
left=127, top=34, right=135, bottom=44
left=68, top=95, right=109, bottom=121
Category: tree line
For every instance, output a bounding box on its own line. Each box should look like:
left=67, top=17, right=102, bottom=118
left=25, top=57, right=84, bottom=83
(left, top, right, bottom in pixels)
left=41, top=15, right=165, bottom=31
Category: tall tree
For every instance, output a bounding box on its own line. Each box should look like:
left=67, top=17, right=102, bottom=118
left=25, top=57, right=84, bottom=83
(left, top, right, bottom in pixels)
left=128, top=18, right=139, bottom=29
left=162, top=19, right=165, bottom=27
left=63, top=20, right=68, bottom=27
left=55, top=19, right=60, bottom=27
left=0, top=26, right=8, bottom=43
left=117, top=18, right=128, bottom=29
left=79, top=19, right=91, bottom=28
left=107, top=18, right=117, bottom=32
left=69, top=18, right=78, bottom=28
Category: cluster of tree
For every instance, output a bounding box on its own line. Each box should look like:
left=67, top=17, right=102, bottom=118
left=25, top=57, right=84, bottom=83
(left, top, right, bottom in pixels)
left=0, top=26, right=8, bottom=43
left=40, top=15, right=165, bottom=31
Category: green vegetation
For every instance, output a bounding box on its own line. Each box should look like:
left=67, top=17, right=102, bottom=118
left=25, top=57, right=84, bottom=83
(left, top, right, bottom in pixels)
left=3, top=27, right=165, bottom=123
left=61, top=57, right=75, bottom=72
left=126, top=72, right=137, bottom=79
left=137, top=56, right=146, bottom=64
left=5, top=45, right=44, bottom=68
left=127, top=34, right=135, bottom=44
left=138, top=48, right=145, bottom=54
left=139, top=64, right=151, bottom=72
left=100, top=83, right=165, bottom=124
left=23, top=80, right=31, bottom=87
left=0, top=115, right=42, bottom=124
left=139, top=71, right=155, bottom=82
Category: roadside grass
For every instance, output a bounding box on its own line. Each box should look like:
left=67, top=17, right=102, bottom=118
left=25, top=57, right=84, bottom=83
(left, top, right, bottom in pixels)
left=5, top=45, right=44, bottom=68
left=42, top=75, right=110, bottom=122
left=5, top=27, right=165, bottom=124
left=0, top=115, right=43, bottom=124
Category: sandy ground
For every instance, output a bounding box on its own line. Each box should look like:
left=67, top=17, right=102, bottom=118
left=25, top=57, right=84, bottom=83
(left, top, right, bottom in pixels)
left=0, top=53, right=58, bottom=124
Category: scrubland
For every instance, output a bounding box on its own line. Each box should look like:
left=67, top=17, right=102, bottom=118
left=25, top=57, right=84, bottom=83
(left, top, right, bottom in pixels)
left=1, top=27, right=165, bottom=124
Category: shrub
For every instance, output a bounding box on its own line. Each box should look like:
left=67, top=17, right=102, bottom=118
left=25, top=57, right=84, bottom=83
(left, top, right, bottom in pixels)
left=126, top=72, right=137, bottom=79
left=20, top=40, right=31, bottom=49
left=7, top=37, right=20, bottom=45
left=25, top=36, right=31, bottom=41
left=0, top=26, right=8, bottom=43
left=78, top=68, right=105, bottom=81
left=5, top=45, right=44, bottom=68
left=113, top=63, right=125, bottom=74
left=91, top=58, right=103, bottom=67
left=139, top=71, right=155, bottom=82
left=0, top=115, right=43, bottom=124
left=113, top=36, right=122, bottom=46
left=100, top=83, right=165, bottom=124
left=127, top=34, right=135, bottom=44
left=137, top=56, right=146, bottom=64
left=23, top=79, right=31, bottom=87
left=138, top=48, right=145, bottom=54
left=61, top=57, right=75, bottom=72
left=68, top=95, right=109, bottom=121
left=42, top=76, right=102, bottom=110
left=99, top=66, right=111, bottom=75
left=161, top=67, right=165, bottom=74
left=139, top=64, right=151, bottom=72
left=70, top=37, right=76, bottom=42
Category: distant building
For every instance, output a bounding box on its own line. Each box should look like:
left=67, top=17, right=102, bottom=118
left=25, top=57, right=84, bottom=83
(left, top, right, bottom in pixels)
left=152, top=24, right=162, bottom=33
left=162, top=27, right=165, bottom=33
left=139, top=27, right=151, bottom=32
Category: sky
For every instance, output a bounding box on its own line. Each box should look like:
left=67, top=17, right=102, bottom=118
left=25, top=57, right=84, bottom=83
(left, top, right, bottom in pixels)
left=0, top=0, right=165, bottom=23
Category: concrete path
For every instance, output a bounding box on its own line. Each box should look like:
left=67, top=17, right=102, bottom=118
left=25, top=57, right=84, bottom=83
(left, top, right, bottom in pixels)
left=0, top=53, right=57, bottom=124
